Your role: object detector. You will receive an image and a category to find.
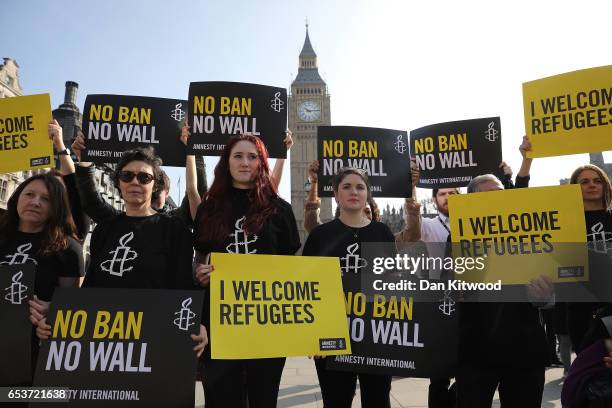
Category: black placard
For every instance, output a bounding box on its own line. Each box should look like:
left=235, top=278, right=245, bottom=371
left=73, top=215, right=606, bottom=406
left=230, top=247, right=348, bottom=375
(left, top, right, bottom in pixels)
left=0, top=263, right=36, bottom=385
left=326, top=273, right=458, bottom=378
left=410, top=117, right=502, bottom=188
left=317, top=126, right=411, bottom=198
left=82, top=95, right=187, bottom=167
left=32, top=288, right=203, bottom=407
left=188, top=81, right=287, bottom=158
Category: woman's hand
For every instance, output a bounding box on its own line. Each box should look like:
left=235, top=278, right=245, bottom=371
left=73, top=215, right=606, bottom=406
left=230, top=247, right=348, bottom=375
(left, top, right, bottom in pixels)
left=308, top=160, right=319, bottom=184
left=180, top=123, right=190, bottom=146
left=48, top=120, right=65, bottom=150
left=36, top=317, right=52, bottom=340
left=29, top=295, right=50, bottom=326
left=71, top=131, right=87, bottom=163
left=194, top=263, right=214, bottom=286
left=191, top=324, right=208, bottom=357
left=283, top=130, right=294, bottom=150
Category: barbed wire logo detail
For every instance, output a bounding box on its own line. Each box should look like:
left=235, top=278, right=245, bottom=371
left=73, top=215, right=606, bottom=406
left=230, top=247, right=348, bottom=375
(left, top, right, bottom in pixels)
left=394, top=134, right=407, bottom=154
left=171, top=103, right=186, bottom=122
left=484, top=121, right=499, bottom=142
left=0, top=243, right=38, bottom=265
left=587, top=222, right=612, bottom=254
left=226, top=217, right=258, bottom=254
left=340, top=243, right=368, bottom=275
left=439, top=290, right=456, bottom=316
left=4, top=271, right=28, bottom=305
left=174, top=297, right=196, bottom=331
left=271, top=92, right=285, bottom=113
left=101, top=232, right=139, bottom=277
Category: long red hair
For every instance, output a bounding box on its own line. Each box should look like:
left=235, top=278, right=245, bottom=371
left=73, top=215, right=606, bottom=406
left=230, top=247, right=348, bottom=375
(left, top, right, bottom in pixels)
left=196, top=134, right=278, bottom=247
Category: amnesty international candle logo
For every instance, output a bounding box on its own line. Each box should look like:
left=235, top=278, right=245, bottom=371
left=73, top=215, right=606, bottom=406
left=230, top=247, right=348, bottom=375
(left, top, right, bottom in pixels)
left=341, top=243, right=368, bottom=275
left=0, top=243, right=38, bottom=265
left=226, top=217, right=258, bottom=254
left=484, top=121, right=499, bottom=142
left=4, top=271, right=28, bottom=305
left=270, top=92, right=285, bottom=113
left=438, top=290, right=455, bottom=316
left=170, top=103, right=186, bottom=122
left=394, top=134, right=407, bottom=154
left=587, top=222, right=612, bottom=254
left=101, top=232, right=139, bottom=277
left=173, top=298, right=196, bottom=331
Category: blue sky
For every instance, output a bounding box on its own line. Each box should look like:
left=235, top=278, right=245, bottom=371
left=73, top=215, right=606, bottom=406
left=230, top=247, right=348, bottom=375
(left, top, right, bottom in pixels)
left=5, top=0, right=611, bottom=206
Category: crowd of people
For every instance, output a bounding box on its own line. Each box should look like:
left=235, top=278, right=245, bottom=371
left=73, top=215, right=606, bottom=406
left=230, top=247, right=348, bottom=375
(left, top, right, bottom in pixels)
left=1, top=119, right=612, bottom=408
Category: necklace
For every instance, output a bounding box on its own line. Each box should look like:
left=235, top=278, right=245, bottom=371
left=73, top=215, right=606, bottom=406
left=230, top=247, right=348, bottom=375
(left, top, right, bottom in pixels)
left=340, top=217, right=368, bottom=239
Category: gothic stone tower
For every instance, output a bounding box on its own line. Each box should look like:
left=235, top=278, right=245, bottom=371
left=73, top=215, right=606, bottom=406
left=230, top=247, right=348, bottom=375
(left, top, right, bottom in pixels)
left=289, top=26, right=333, bottom=244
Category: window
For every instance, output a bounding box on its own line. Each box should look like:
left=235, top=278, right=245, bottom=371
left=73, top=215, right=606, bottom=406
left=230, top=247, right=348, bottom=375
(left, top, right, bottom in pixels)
left=0, top=179, right=7, bottom=200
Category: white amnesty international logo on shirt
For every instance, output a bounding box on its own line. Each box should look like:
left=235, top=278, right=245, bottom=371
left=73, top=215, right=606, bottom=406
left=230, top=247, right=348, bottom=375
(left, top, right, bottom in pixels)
left=587, top=222, right=612, bottom=254
left=100, top=232, right=139, bottom=277
left=340, top=243, right=367, bottom=275
left=0, top=243, right=38, bottom=265
left=226, top=217, right=258, bottom=254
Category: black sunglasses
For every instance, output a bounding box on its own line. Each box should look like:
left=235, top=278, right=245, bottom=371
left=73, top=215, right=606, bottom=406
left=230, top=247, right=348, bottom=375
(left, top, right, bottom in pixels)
left=117, top=171, right=155, bottom=184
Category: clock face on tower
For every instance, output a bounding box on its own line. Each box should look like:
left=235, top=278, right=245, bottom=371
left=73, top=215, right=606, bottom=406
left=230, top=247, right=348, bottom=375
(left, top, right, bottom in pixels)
left=297, top=100, right=321, bottom=122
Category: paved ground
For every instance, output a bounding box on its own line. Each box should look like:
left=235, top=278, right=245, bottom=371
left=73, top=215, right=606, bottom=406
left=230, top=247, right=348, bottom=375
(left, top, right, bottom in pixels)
left=194, top=357, right=564, bottom=407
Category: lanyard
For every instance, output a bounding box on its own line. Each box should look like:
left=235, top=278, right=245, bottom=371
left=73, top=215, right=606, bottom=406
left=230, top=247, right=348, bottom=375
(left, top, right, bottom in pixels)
left=438, top=216, right=450, bottom=234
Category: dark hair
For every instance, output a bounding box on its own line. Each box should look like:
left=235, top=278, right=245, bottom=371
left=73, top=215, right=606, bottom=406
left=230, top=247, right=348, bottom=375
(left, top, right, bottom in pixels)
left=332, top=167, right=371, bottom=197
left=152, top=170, right=171, bottom=201
left=196, top=134, right=277, bottom=246
left=570, top=164, right=612, bottom=209
left=432, top=187, right=460, bottom=198
left=112, top=147, right=163, bottom=199
left=0, top=173, right=77, bottom=255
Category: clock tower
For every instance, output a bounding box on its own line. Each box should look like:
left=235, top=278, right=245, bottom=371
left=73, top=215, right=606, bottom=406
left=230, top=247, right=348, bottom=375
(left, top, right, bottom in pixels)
left=289, top=25, right=333, bottom=244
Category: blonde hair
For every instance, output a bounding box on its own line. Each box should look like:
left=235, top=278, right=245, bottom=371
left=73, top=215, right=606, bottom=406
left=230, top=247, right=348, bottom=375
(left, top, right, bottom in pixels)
left=570, top=164, right=612, bottom=210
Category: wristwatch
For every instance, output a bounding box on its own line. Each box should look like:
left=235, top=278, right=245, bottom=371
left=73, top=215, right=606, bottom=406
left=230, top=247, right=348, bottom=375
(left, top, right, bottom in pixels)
left=58, top=148, right=70, bottom=156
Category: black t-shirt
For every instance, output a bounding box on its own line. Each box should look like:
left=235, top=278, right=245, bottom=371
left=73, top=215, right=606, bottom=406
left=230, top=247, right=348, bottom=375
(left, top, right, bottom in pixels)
left=193, top=187, right=300, bottom=354
left=302, top=218, right=396, bottom=274
left=83, top=213, right=194, bottom=290
left=568, top=209, right=612, bottom=352
left=0, top=231, right=83, bottom=301
left=194, top=187, right=301, bottom=257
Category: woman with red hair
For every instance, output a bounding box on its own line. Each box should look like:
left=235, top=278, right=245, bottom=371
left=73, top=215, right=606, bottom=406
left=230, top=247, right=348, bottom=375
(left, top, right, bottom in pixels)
left=194, top=134, right=300, bottom=408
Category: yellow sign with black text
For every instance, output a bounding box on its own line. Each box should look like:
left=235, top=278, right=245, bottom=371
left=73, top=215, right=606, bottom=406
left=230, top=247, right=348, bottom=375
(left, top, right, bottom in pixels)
left=210, top=253, right=351, bottom=359
left=0, top=94, right=54, bottom=173
left=523, top=65, right=612, bottom=158
left=449, top=185, right=587, bottom=284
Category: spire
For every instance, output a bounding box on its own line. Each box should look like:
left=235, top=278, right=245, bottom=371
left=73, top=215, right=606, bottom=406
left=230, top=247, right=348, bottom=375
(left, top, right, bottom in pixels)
left=300, top=23, right=317, bottom=58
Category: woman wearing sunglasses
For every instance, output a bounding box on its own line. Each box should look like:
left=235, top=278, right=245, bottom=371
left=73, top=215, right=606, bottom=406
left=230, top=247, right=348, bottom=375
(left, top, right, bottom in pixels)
left=36, top=144, right=208, bottom=355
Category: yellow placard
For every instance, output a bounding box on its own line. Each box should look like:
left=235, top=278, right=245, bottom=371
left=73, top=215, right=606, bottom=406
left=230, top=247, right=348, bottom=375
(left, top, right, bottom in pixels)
left=0, top=94, right=54, bottom=173
left=210, top=252, right=351, bottom=359
left=523, top=65, right=612, bottom=158
left=449, top=185, right=587, bottom=284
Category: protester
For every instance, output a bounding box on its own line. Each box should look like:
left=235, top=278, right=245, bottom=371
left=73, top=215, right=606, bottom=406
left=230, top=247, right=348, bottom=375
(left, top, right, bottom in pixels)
left=180, top=125, right=294, bottom=221
left=302, top=167, right=396, bottom=408
left=193, top=134, right=300, bottom=408
left=567, top=164, right=612, bottom=354
left=303, top=159, right=383, bottom=232
left=35, top=146, right=207, bottom=356
left=455, top=173, right=553, bottom=408
left=0, top=173, right=84, bottom=384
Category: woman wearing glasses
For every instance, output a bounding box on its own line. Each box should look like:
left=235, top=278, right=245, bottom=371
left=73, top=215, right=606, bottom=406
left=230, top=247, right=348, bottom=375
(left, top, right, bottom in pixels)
left=37, top=143, right=207, bottom=354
